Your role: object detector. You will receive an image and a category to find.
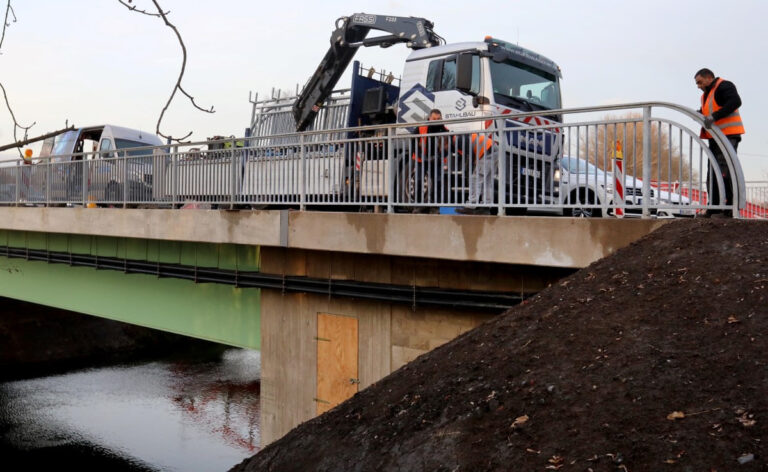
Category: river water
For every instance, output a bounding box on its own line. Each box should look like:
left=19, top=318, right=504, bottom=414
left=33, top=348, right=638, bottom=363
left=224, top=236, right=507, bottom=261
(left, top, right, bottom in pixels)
left=0, top=347, right=261, bottom=471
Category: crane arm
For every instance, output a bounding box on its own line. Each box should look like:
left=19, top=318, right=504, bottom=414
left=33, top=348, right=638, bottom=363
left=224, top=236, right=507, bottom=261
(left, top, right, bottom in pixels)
left=293, top=13, right=442, bottom=132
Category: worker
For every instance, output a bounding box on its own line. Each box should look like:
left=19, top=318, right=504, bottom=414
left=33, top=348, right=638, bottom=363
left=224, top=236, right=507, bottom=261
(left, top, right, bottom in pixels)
left=457, top=128, right=495, bottom=215
left=694, top=68, right=745, bottom=218
left=410, top=109, right=450, bottom=212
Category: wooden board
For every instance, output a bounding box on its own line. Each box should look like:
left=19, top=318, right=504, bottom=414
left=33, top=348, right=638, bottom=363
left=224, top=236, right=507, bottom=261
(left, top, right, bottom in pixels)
left=316, top=313, right=358, bottom=415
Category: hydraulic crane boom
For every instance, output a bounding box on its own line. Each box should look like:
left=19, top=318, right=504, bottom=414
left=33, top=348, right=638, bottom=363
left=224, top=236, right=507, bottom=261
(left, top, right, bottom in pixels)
left=293, top=13, right=443, bottom=132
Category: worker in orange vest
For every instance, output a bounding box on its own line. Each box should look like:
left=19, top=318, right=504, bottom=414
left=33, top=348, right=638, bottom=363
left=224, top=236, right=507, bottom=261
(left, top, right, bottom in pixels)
left=694, top=68, right=745, bottom=217
left=458, top=128, right=495, bottom=215
left=410, top=109, right=450, bottom=211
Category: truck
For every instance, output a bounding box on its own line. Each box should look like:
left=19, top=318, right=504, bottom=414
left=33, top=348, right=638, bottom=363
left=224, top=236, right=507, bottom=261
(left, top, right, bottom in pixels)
left=162, top=13, right=564, bottom=210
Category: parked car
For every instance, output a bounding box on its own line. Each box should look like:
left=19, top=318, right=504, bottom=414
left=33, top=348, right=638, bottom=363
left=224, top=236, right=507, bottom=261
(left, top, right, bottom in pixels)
left=559, top=156, right=692, bottom=217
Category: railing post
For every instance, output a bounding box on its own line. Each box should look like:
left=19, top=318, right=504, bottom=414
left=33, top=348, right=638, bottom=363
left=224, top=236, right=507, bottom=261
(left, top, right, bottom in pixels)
left=641, top=106, right=652, bottom=218
left=121, top=152, right=127, bottom=208
left=14, top=161, right=20, bottom=206
left=496, top=121, right=507, bottom=215
left=45, top=158, right=51, bottom=206
left=300, top=134, right=306, bottom=211
left=171, top=145, right=178, bottom=208
left=82, top=157, right=88, bottom=207
left=387, top=127, right=395, bottom=214
left=230, top=138, right=237, bottom=210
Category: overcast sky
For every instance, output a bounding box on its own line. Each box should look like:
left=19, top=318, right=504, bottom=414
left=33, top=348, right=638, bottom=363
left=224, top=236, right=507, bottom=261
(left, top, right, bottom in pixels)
left=1, top=0, right=766, bottom=179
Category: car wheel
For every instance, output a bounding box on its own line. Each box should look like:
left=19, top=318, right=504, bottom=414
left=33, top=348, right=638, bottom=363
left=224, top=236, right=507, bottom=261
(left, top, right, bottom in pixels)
left=566, top=189, right=601, bottom=218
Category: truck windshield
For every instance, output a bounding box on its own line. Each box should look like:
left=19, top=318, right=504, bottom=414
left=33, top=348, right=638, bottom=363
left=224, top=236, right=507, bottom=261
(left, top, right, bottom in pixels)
left=489, top=59, right=561, bottom=110
left=50, top=131, right=78, bottom=159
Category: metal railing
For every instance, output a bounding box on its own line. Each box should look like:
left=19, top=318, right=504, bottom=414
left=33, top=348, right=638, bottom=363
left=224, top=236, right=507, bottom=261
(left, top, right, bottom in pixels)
left=0, top=102, right=748, bottom=218
left=744, top=182, right=768, bottom=218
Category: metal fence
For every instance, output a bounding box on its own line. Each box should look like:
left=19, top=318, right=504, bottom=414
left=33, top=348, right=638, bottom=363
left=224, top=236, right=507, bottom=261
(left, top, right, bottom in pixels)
left=0, top=102, right=750, bottom=218
left=744, top=182, right=768, bottom=218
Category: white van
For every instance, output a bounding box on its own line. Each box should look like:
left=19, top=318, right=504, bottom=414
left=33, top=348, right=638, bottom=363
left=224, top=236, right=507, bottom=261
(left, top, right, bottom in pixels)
left=38, top=124, right=163, bottom=203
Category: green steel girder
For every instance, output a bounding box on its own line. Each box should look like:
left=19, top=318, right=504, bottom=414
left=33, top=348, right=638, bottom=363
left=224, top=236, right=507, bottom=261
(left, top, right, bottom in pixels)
left=0, top=230, right=261, bottom=350
left=0, top=230, right=260, bottom=271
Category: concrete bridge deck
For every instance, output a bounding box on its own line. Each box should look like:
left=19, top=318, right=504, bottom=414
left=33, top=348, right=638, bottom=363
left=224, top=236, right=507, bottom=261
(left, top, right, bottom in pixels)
left=0, top=207, right=667, bottom=269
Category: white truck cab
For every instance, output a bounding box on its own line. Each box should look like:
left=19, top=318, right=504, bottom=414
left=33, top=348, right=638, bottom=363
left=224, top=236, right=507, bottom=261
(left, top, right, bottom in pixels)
left=398, top=37, right=562, bottom=131
left=396, top=37, right=564, bottom=205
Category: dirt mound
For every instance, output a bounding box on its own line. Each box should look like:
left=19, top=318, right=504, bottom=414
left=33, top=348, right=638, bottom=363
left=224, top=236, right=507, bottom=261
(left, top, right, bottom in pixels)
left=232, top=219, right=768, bottom=472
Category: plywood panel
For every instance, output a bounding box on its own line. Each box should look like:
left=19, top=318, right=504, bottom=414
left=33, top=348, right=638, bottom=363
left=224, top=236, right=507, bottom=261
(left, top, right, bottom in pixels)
left=328, top=297, right=390, bottom=390
left=316, top=313, right=358, bottom=415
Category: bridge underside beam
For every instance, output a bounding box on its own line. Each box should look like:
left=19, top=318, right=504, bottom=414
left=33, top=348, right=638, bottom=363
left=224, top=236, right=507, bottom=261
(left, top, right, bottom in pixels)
left=0, top=256, right=260, bottom=349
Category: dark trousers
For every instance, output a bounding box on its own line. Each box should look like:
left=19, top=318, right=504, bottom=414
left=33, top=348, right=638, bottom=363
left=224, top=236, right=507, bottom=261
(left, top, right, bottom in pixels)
left=707, top=136, right=741, bottom=211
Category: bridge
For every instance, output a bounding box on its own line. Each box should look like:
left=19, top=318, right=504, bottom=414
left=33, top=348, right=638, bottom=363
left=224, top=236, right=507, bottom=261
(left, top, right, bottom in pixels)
left=0, top=102, right=757, bottom=444
left=0, top=206, right=669, bottom=441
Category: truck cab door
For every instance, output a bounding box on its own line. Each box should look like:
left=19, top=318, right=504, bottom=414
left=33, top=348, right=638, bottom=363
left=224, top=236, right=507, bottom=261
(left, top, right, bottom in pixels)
left=429, top=54, right=485, bottom=132
left=90, top=137, right=116, bottom=200
left=47, top=130, right=81, bottom=202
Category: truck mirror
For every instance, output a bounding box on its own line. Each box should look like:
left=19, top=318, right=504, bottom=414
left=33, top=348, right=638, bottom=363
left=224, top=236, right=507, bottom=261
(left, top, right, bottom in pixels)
left=456, top=53, right=475, bottom=94
left=491, top=51, right=507, bottom=63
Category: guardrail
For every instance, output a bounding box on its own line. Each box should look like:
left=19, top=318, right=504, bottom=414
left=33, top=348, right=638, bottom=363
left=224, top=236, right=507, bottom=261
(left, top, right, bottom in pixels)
left=744, top=182, right=768, bottom=219
left=0, top=102, right=747, bottom=218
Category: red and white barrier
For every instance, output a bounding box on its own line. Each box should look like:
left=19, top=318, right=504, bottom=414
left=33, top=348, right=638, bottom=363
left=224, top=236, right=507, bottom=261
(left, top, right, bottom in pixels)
left=614, top=140, right=625, bottom=218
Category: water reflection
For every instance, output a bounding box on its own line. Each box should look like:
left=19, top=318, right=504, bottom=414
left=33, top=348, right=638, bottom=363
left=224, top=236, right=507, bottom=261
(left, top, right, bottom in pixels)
left=0, top=348, right=261, bottom=472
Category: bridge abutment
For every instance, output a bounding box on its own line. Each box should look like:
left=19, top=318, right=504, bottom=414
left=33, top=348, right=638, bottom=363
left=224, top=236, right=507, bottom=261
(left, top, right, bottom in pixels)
left=258, top=247, right=572, bottom=444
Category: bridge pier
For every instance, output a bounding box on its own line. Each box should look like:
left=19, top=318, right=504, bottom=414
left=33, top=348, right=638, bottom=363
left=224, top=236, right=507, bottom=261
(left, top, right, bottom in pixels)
left=258, top=247, right=572, bottom=444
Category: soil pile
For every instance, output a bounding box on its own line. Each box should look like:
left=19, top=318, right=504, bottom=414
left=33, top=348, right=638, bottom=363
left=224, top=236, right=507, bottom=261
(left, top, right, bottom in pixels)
left=232, top=219, right=768, bottom=472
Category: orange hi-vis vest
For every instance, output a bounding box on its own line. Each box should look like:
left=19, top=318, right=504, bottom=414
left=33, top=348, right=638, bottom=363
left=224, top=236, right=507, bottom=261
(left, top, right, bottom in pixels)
left=700, top=78, right=745, bottom=139
left=471, top=133, right=493, bottom=160
left=411, top=126, right=430, bottom=163
left=412, top=125, right=456, bottom=164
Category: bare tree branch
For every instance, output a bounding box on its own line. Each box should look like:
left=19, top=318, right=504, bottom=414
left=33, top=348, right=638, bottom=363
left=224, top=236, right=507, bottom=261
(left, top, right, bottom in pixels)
left=0, top=1, right=75, bottom=155
left=120, top=0, right=214, bottom=143
left=0, top=74, right=37, bottom=158
left=116, top=0, right=167, bottom=18
left=0, top=125, right=75, bottom=153
left=0, top=0, right=17, bottom=54
left=0, top=2, right=33, bottom=156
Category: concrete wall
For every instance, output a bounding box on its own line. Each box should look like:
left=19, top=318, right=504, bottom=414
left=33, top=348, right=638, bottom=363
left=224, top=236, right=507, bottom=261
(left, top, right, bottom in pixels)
left=258, top=247, right=567, bottom=444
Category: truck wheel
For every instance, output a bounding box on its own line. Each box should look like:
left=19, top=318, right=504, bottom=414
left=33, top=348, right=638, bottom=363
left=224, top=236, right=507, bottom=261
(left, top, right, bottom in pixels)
left=405, top=167, right=432, bottom=204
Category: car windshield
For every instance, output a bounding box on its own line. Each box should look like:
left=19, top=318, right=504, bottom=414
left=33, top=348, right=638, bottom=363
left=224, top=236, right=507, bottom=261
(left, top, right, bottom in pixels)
left=489, top=59, right=561, bottom=110
left=562, top=157, right=602, bottom=175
